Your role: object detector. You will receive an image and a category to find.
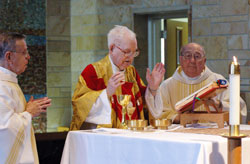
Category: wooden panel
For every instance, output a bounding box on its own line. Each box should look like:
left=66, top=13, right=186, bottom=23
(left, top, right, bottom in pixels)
left=166, top=19, right=188, bottom=77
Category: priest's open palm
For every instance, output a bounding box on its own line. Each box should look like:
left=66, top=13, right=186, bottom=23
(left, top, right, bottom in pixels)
left=146, top=63, right=165, bottom=91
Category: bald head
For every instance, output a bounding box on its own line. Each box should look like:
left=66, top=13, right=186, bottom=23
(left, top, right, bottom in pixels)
left=179, top=42, right=206, bottom=77
left=180, top=43, right=205, bottom=57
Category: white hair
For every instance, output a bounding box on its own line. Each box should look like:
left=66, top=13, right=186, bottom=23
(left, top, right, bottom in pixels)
left=107, top=25, right=136, bottom=48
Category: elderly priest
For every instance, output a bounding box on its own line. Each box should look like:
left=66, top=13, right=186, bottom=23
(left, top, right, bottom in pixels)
left=70, top=25, right=165, bottom=130
left=0, top=32, right=51, bottom=163
left=146, top=43, right=247, bottom=124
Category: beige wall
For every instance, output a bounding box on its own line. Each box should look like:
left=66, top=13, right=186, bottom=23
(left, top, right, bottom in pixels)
left=191, top=0, right=250, bottom=119
left=46, top=0, right=71, bottom=131
left=46, top=0, right=250, bottom=131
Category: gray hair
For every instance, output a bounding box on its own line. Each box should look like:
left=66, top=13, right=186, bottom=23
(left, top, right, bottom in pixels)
left=0, top=32, right=26, bottom=59
left=107, top=25, right=136, bottom=48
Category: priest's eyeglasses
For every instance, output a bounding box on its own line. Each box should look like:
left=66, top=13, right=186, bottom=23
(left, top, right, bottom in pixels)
left=115, top=45, right=140, bottom=58
left=10, top=50, right=29, bottom=58
left=181, top=52, right=204, bottom=61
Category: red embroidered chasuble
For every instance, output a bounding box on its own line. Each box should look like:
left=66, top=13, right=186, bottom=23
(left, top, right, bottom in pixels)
left=70, top=55, right=146, bottom=130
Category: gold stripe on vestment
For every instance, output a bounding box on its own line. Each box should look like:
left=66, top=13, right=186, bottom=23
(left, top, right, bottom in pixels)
left=5, top=124, right=25, bottom=164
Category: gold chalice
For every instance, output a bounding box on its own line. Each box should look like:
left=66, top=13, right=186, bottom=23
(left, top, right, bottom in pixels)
left=126, top=101, right=136, bottom=120
left=117, top=94, right=131, bottom=129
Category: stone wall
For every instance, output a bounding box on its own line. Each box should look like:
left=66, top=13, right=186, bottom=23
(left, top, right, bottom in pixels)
left=69, top=0, right=250, bottom=125
left=2, top=0, right=249, bottom=132
left=0, top=0, right=47, bottom=132
left=191, top=0, right=250, bottom=119
left=46, top=0, right=71, bottom=131
left=44, top=0, right=250, bottom=130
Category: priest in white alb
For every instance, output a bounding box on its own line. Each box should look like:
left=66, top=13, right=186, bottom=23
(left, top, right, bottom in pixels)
left=146, top=43, right=247, bottom=124
left=0, top=33, right=51, bottom=163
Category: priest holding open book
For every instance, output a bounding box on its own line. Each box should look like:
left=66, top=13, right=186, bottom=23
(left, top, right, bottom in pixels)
left=146, top=43, right=247, bottom=124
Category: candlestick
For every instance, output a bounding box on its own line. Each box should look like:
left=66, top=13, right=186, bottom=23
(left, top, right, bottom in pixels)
left=229, top=56, right=240, bottom=136
left=223, top=56, right=246, bottom=164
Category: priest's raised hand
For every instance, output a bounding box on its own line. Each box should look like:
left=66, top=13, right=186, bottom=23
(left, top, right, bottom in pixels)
left=146, top=63, right=165, bottom=96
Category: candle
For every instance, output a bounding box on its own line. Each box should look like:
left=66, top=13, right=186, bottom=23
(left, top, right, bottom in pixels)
left=229, top=56, right=240, bottom=125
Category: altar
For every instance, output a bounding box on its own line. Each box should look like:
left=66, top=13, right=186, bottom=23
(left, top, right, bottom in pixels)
left=61, top=124, right=250, bottom=164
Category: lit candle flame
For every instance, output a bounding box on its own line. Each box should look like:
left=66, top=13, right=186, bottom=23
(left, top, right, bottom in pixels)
left=229, top=55, right=240, bottom=128
left=233, top=56, right=238, bottom=64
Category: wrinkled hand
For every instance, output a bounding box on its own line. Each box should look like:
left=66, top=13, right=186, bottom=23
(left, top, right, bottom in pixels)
left=173, top=114, right=180, bottom=124
left=106, top=72, right=125, bottom=97
left=202, top=98, right=222, bottom=112
left=146, top=63, right=165, bottom=91
left=26, top=96, right=52, bottom=117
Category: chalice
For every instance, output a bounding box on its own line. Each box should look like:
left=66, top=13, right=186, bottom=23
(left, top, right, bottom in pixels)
left=127, top=101, right=136, bottom=120
left=117, top=94, right=131, bottom=129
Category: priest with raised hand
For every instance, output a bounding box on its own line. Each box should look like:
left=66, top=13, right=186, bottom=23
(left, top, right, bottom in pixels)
left=146, top=43, right=247, bottom=124
left=0, top=32, right=51, bottom=163
left=70, top=25, right=165, bottom=130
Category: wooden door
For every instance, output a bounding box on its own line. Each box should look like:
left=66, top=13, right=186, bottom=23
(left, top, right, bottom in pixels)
left=166, top=19, right=188, bottom=78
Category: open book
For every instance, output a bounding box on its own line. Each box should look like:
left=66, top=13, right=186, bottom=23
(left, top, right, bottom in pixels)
left=175, top=80, right=228, bottom=113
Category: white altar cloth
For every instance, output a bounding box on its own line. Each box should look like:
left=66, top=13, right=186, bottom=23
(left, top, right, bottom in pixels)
left=61, top=125, right=250, bottom=164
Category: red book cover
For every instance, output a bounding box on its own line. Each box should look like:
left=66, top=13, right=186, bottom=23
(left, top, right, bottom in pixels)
left=175, top=81, right=228, bottom=113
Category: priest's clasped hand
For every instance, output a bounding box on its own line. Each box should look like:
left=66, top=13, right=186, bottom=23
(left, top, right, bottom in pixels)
left=26, top=96, right=52, bottom=117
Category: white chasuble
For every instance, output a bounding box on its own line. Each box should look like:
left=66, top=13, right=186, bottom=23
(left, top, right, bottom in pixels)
left=0, top=67, right=39, bottom=164
left=146, top=66, right=247, bottom=123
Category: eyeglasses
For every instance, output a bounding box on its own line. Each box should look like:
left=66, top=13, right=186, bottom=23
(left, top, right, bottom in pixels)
left=10, top=50, right=29, bottom=58
left=181, top=52, right=204, bottom=61
left=115, top=45, right=139, bottom=58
